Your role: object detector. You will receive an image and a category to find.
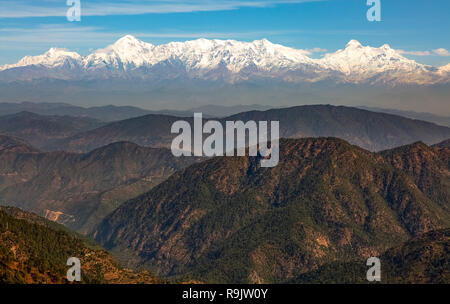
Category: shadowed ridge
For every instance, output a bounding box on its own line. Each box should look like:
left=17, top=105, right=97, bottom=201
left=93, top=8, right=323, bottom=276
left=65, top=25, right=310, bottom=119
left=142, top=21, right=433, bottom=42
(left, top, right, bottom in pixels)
left=380, top=141, right=450, bottom=212
left=0, top=134, right=39, bottom=153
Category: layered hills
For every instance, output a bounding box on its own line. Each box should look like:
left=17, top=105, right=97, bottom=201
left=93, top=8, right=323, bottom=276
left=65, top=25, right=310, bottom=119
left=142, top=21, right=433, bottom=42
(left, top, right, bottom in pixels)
left=0, top=104, right=448, bottom=284
left=0, top=102, right=272, bottom=121
left=0, top=136, right=201, bottom=233
left=0, top=111, right=103, bottom=149
left=49, top=105, right=450, bottom=153
left=0, top=135, right=39, bottom=153
left=0, top=102, right=203, bottom=122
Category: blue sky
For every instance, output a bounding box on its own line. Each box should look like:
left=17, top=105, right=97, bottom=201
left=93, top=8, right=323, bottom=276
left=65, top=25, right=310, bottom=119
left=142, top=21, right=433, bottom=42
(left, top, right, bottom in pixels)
left=0, top=0, right=449, bottom=66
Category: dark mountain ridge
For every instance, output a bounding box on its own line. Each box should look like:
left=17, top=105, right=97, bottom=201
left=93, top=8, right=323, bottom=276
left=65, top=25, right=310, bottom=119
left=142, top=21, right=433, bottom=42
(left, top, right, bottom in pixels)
left=358, top=106, right=450, bottom=128
left=92, top=137, right=450, bottom=283
left=433, top=138, right=450, bottom=148
left=227, top=105, right=450, bottom=151
left=0, top=111, right=104, bottom=149
left=0, top=101, right=204, bottom=121
left=48, top=114, right=186, bottom=152
left=49, top=105, right=450, bottom=153
left=0, top=134, right=39, bottom=153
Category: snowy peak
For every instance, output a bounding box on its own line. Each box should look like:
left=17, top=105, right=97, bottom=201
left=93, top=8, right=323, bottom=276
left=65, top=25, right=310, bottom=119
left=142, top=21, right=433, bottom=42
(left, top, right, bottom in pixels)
left=345, top=39, right=363, bottom=49
left=113, top=35, right=145, bottom=46
left=440, top=63, right=450, bottom=71
left=110, top=35, right=155, bottom=54
left=93, top=36, right=314, bottom=72
left=33, top=47, right=81, bottom=62
left=0, top=36, right=448, bottom=85
left=380, top=43, right=391, bottom=50
left=319, top=39, right=425, bottom=80
left=439, top=63, right=450, bottom=75
left=84, top=35, right=155, bottom=69
left=0, top=48, right=81, bottom=71
left=325, top=39, right=401, bottom=61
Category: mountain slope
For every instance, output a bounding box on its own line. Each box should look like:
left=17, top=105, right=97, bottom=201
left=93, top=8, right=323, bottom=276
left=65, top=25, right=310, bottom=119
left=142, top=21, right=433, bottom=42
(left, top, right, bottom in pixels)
left=381, top=142, right=450, bottom=213
left=290, top=228, right=450, bottom=284
left=319, top=40, right=439, bottom=85
left=358, top=106, right=450, bottom=128
left=49, top=114, right=185, bottom=152
left=0, top=111, right=104, bottom=149
left=433, top=139, right=450, bottom=148
left=92, top=137, right=450, bottom=283
left=0, top=135, right=39, bottom=153
left=0, top=207, right=161, bottom=284
left=52, top=105, right=450, bottom=153
left=0, top=141, right=201, bottom=233
left=0, top=36, right=447, bottom=85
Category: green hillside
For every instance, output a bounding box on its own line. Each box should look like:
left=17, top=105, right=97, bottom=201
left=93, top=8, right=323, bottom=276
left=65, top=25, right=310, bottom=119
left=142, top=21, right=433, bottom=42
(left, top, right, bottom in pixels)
left=0, top=207, right=162, bottom=284
left=290, top=228, right=450, bottom=284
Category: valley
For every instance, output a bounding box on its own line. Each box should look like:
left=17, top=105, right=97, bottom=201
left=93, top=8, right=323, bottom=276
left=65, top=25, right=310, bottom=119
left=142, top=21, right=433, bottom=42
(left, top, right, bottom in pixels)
left=0, top=135, right=201, bottom=233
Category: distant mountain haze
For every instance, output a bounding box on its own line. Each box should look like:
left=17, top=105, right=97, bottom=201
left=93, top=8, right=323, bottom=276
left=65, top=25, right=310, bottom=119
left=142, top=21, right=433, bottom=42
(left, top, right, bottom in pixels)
left=358, top=106, right=450, bottom=128
left=0, top=102, right=274, bottom=121
left=0, top=137, right=202, bottom=233
left=44, top=105, right=450, bottom=153
left=1, top=101, right=448, bottom=126
left=0, top=111, right=104, bottom=149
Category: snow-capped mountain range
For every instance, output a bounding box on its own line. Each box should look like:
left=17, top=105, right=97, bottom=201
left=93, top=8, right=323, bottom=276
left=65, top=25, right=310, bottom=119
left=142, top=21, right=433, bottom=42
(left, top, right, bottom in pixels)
left=1, top=35, right=448, bottom=85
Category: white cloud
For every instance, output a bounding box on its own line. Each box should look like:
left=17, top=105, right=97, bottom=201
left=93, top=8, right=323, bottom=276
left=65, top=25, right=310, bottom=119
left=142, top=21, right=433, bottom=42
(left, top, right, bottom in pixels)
left=308, top=47, right=327, bottom=53
left=0, top=24, right=311, bottom=60
left=299, top=47, right=328, bottom=55
left=397, top=49, right=431, bottom=56
left=397, top=48, right=450, bottom=57
left=433, top=48, right=450, bottom=56
left=0, top=0, right=324, bottom=18
left=0, top=24, right=305, bottom=46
